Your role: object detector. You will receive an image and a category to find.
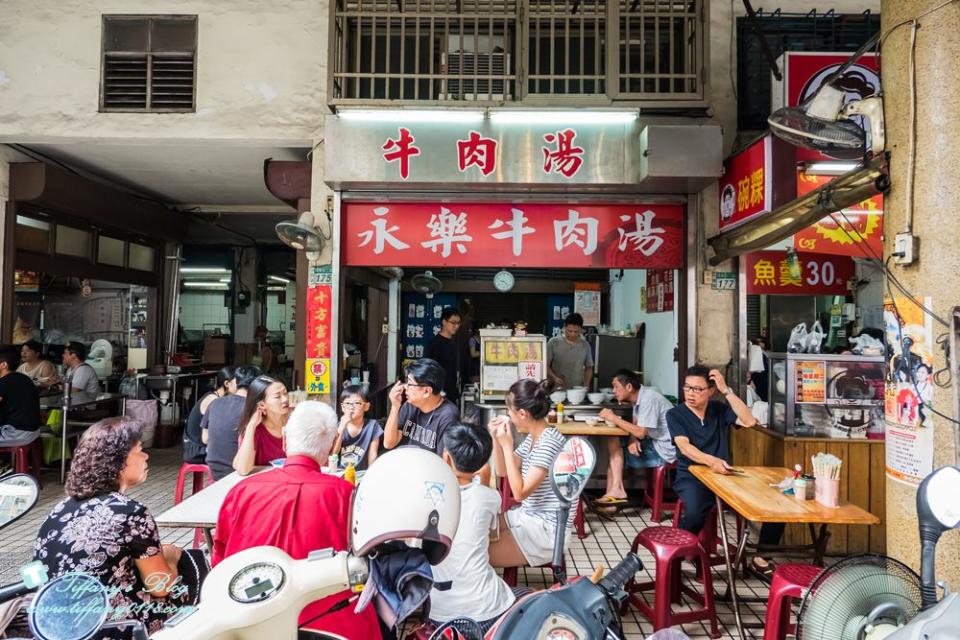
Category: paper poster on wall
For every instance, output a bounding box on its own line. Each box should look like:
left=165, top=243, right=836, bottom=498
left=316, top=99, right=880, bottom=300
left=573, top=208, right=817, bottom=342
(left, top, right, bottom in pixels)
left=574, top=287, right=601, bottom=327
left=305, top=358, right=330, bottom=395
left=518, top=361, right=543, bottom=380
left=885, top=424, right=934, bottom=485
left=796, top=360, right=826, bottom=403
left=483, top=365, right=521, bottom=392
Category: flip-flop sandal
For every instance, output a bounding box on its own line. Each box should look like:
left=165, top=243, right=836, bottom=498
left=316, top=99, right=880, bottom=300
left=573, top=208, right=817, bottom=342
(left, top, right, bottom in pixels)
left=592, top=495, right=628, bottom=506
left=751, top=557, right=777, bottom=580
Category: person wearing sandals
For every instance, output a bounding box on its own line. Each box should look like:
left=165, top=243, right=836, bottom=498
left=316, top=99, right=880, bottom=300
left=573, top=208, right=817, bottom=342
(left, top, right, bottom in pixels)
left=593, top=368, right=676, bottom=508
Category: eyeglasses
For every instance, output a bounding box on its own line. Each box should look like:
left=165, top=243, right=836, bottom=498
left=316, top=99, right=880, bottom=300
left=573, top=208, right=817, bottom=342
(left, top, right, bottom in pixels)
left=341, top=402, right=363, bottom=408
left=445, top=318, right=462, bottom=325
left=683, top=385, right=710, bottom=393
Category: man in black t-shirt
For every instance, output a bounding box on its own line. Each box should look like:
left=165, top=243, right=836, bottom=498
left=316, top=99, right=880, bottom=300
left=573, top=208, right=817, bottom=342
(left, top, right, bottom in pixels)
left=384, top=358, right=460, bottom=455
left=667, top=365, right=757, bottom=534
left=426, top=307, right=467, bottom=404
left=0, top=348, right=41, bottom=431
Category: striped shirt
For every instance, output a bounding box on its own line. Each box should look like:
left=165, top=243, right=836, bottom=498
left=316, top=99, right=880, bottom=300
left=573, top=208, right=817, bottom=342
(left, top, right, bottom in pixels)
left=514, top=428, right=573, bottom=528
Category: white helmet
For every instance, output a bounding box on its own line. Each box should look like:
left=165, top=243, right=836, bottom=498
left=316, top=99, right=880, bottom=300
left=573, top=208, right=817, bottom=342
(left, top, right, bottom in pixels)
left=350, top=447, right=460, bottom=565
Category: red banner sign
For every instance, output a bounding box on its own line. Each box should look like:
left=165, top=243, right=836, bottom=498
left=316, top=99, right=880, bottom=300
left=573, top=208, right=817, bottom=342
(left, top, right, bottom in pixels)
left=305, top=284, right=332, bottom=359
left=793, top=173, right=883, bottom=257
left=342, top=202, right=684, bottom=269
left=645, top=269, right=675, bottom=313
left=745, top=251, right=854, bottom=295
left=782, top=52, right=880, bottom=162
left=718, top=134, right=772, bottom=233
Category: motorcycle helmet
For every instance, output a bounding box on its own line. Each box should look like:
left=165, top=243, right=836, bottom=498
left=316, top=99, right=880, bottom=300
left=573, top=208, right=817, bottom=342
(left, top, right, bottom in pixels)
left=350, top=446, right=460, bottom=565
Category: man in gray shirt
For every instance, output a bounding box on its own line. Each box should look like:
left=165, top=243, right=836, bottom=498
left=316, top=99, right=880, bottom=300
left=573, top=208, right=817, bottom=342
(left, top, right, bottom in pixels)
left=595, top=368, right=676, bottom=505
left=546, top=313, right=594, bottom=389
left=61, top=342, right=100, bottom=394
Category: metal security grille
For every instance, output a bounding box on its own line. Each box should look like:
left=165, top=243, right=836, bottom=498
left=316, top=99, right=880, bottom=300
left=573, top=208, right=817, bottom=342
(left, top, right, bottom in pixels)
left=329, top=0, right=706, bottom=106
left=101, top=15, right=197, bottom=112
left=736, top=10, right=880, bottom=131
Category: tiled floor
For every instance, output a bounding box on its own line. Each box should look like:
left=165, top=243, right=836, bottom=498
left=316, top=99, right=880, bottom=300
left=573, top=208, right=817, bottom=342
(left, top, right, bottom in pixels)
left=2, top=446, right=782, bottom=639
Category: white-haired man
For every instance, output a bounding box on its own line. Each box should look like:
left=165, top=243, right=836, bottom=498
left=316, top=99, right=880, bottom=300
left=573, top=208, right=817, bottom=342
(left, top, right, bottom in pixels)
left=212, top=401, right=380, bottom=639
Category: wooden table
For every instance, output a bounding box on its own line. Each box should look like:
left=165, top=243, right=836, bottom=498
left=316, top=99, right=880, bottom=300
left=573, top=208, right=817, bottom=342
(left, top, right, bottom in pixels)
left=155, top=468, right=267, bottom=549
left=556, top=420, right=628, bottom=437
left=690, top=465, right=880, bottom=640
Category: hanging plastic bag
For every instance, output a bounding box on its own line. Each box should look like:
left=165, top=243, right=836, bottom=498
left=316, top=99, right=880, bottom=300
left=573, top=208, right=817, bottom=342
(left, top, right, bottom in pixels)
left=748, top=342, right=766, bottom=372
left=751, top=400, right=769, bottom=426
left=807, top=321, right=825, bottom=354
left=746, top=384, right=761, bottom=408
left=787, top=323, right=808, bottom=353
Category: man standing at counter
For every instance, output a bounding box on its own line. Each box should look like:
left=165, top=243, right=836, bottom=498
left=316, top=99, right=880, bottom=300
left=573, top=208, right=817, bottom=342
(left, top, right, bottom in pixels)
left=546, top=313, right=594, bottom=389
left=427, top=306, right=466, bottom=404
left=384, top=358, right=460, bottom=455
left=594, top=369, right=675, bottom=506
left=61, top=342, right=99, bottom=394
left=667, top=365, right=757, bottom=534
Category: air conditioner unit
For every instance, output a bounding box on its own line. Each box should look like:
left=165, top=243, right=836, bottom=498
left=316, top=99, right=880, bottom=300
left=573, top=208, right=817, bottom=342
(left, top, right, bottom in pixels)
left=440, top=35, right=510, bottom=101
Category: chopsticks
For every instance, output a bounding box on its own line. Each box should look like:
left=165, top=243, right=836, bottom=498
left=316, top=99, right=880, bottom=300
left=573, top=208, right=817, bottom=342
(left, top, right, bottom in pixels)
left=811, top=452, right=842, bottom=480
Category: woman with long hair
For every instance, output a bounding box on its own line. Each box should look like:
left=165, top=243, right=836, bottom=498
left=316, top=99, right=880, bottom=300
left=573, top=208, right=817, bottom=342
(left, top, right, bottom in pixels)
left=487, top=378, right=570, bottom=569
left=34, top=418, right=208, bottom=634
left=233, top=375, right=290, bottom=475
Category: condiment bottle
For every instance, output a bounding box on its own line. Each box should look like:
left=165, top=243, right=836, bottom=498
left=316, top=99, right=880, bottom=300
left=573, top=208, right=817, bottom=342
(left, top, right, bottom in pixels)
left=556, top=402, right=565, bottom=424
left=344, top=463, right=356, bottom=485
left=793, top=476, right=807, bottom=500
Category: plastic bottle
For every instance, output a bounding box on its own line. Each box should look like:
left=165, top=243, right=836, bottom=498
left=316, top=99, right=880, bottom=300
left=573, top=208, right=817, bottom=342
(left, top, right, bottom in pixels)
left=556, top=402, right=565, bottom=424
left=344, top=463, right=356, bottom=485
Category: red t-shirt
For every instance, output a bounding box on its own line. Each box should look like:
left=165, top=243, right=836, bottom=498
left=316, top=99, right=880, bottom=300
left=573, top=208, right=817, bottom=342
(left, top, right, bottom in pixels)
left=212, top=456, right=379, bottom=638
left=238, top=423, right=286, bottom=466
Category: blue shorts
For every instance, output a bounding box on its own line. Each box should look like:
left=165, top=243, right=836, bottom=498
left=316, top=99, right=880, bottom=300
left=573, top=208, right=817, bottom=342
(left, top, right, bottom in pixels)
left=622, top=436, right=667, bottom=469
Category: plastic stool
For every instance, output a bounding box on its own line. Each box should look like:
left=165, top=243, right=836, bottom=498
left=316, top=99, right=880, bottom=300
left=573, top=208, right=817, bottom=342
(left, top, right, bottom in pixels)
left=673, top=500, right=745, bottom=573
left=763, top=563, right=821, bottom=640
left=0, top=440, right=43, bottom=488
left=624, top=526, right=720, bottom=638
left=642, top=461, right=678, bottom=522
left=175, top=463, right=215, bottom=548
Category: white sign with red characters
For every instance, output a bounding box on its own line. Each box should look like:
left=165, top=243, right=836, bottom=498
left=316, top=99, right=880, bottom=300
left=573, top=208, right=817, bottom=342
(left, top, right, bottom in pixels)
left=343, top=202, right=685, bottom=269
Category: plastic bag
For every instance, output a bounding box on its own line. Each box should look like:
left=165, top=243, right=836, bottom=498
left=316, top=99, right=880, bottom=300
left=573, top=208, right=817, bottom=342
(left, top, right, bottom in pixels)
left=751, top=400, right=769, bottom=426
left=746, top=384, right=761, bottom=408
left=849, top=333, right=885, bottom=356
left=787, top=323, right=808, bottom=353
left=748, top=342, right=766, bottom=372
left=806, top=321, right=824, bottom=354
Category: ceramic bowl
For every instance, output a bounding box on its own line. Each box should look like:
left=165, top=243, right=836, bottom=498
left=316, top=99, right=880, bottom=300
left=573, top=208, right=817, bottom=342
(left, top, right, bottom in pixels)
left=587, top=392, right=605, bottom=404
left=550, top=390, right=567, bottom=404
left=566, top=387, right=587, bottom=404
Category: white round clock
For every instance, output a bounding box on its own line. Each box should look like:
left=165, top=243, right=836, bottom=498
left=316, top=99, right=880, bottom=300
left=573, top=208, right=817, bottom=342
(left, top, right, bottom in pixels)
left=493, top=269, right=515, bottom=292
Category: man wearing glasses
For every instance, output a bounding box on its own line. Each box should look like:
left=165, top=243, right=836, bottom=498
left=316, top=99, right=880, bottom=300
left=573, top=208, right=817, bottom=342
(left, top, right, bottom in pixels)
left=384, top=358, right=460, bottom=455
left=667, top=365, right=758, bottom=534
left=427, top=306, right=467, bottom=403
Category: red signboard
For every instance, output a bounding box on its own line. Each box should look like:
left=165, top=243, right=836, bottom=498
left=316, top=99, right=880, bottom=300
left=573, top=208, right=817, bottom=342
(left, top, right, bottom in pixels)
left=718, top=134, right=773, bottom=233
left=745, top=251, right=855, bottom=296
left=305, top=284, right=332, bottom=359
left=342, top=202, right=684, bottom=269
left=782, top=52, right=881, bottom=162
left=645, top=269, right=675, bottom=313
left=793, top=173, right=884, bottom=257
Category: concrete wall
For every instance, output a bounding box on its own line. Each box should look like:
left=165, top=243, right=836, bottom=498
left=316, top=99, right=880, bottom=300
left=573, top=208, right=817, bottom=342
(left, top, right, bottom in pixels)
left=0, top=0, right=328, bottom=144
left=695, top=1, right=881, bottom=371
left=609, top=269, right=679, bottom=397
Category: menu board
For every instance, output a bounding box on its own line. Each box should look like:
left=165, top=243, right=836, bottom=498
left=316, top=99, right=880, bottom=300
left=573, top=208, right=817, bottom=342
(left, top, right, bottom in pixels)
left=796, top=360, right=826, bottom=403
left=481, top=336, right=547, bottom=400
left=646, top=269, right=674, bottom=313
left=400, top=292, right=456, bottom=362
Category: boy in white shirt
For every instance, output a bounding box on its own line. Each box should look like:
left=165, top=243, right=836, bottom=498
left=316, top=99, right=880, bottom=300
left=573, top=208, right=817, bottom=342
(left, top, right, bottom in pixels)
left=430, top=424, right=516, bottom=633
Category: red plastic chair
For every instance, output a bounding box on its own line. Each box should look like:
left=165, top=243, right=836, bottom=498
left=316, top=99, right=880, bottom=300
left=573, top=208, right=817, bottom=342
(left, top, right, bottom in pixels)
left=763, top=563, right=822, bottom=640
left=642, top=461, right=678, bottom=522
left=672, top=500, right=746, bottom=573
left=174, top=463, right=215, bottom=548
left=624, top=526, right=720, bottom=638
left=0, top=440, right=43, bottom=488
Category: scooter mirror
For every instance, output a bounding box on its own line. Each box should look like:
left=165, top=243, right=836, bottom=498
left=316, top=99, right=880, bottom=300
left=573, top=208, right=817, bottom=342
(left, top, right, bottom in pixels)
left=550, top=436, right=596, bottom=504
left=29, top=573, right=109, bottom=640
left=0, top=474, right=39, bottom=531
left=920, top=465, right=960, bottom=529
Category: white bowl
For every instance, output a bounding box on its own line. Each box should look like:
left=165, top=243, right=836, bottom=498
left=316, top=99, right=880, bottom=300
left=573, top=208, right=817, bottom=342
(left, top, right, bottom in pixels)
left=587, top=392, right=605, bottom=405
left=566, top=388, right=587, bottom=404
left=603, top=392, right=615, bottom=402
left=550, top=390, right=567, bottom=404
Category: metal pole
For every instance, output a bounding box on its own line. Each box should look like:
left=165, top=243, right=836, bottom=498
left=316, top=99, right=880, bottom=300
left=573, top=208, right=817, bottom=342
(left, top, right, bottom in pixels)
left=716, top=496, right=746, bottom=640
left=165, top=247, right=183, bottom=367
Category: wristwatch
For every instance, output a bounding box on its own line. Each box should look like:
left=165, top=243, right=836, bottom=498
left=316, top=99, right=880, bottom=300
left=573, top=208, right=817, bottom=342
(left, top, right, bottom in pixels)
left=722, top=388, right=735, bottom=396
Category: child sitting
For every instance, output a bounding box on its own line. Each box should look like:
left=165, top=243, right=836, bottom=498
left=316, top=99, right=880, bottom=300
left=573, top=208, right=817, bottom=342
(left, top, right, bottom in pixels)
left=429, top=424, right=516, bottom=633
left=331, top=385, right=383, bottom=470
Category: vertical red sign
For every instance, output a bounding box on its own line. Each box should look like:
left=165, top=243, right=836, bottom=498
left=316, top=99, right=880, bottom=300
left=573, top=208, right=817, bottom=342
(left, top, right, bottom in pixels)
left=718, top=134, right=773, bottom=233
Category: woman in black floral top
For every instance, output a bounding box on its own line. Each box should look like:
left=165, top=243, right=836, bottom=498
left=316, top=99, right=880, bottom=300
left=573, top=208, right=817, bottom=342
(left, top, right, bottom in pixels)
left=34, top=417, right=205, bottom=634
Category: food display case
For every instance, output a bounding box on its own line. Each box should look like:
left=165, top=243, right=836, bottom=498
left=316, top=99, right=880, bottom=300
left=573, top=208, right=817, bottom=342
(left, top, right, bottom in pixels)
left=479, top=334, right=547, bottom=402
left=768, top=353, right=885, bottom=438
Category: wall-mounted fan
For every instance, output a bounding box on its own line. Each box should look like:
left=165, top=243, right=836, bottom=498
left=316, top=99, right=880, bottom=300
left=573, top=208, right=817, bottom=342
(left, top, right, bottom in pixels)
left=768, top=34, right=884, bottom=159
left=410, top=270, right=442, bottom=299
left=275, top=211, right=325, bottom=253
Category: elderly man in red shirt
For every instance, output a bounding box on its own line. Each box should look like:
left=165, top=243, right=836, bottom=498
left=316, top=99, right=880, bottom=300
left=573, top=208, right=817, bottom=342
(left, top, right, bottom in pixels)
left=212, top=400, right=382, bottom=639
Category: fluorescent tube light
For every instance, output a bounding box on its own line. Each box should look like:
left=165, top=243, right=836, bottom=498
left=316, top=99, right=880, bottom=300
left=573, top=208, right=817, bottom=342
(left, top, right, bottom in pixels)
left=268, top=275, right=291, bottom=284
left=337, top=109, right=485, bottom=124
left=182, top=282, right=229, bottom=288
left=490, top=110, right=638, bottom=125
left=804, top=162, right=862, bottom=176
left=180, top=267, right=231, bottom=274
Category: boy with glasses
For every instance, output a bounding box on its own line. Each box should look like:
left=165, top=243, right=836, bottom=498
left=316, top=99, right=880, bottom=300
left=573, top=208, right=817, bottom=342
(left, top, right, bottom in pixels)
left=667, top=365, right=757, bottom=534
left=331, top=384, right=382, bottom=470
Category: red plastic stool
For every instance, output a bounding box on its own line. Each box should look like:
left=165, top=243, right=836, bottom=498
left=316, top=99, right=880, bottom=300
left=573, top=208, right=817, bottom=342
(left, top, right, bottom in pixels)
left=0, top=440, right=43, bottom=488
left=673, top=500, right=745, bottom=573
left=175, top=463, right=215, bottom=548
left=624, top=526, right=720, bottom=638
left=763, top=563, right=821, bottom=640
left=642, top=461, right=678, bottom=522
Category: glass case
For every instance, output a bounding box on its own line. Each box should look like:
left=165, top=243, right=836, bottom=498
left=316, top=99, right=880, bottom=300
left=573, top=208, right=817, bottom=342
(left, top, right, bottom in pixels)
left=768, top=353, right=885, bottom=438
